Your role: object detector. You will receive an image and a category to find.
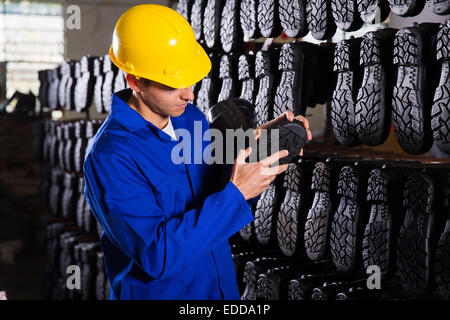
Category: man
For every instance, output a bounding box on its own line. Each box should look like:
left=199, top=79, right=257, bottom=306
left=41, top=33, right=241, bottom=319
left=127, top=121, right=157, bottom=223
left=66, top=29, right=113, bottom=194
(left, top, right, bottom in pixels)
left=83, top=4, right=311, bottom=300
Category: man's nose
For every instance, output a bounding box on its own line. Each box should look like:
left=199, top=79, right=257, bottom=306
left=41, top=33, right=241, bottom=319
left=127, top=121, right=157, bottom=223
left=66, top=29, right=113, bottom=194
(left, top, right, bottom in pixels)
left=181, top=86, right=194, bottom=102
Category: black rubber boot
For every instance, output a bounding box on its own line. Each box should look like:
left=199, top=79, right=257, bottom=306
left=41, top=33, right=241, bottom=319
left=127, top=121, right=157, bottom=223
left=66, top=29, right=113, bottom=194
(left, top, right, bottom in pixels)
left=196, top=53, right=221, bottom=115
left=362, top=165, right=404, bottom=279
left=330, top=161, right=373, bottom=273
left=331, top=37, right=363, bottom=147
left=255, top=117, right=308, bottom=165
left=254, top=182, right=280, bottom=246
left=276, top=160, right=314, bottom=257
left=391, top=23, right=440, bottom=155
left=279, top=0, right=308, bottom=38
left=331, top=0, right=364, bottom=32
left=240, top=0, right=262, bottom=39
left=355, top=28, right=397, bottom=147
left=254, top=50, right=276, bottom=128
left=256, top=260, right=335, bottom=300
left=257, top=0, right=283, bottom=38
left=306, top=0, right=337, bottom=40
left=176, top=0, right=193, bottom=22
left=288, top=270, right=364, bottom=300
left=273, top=43, right=306, bottom=118
left=74, top=55, right=95, bottom=113
left=396, top=170, right=438, bottom=296
left=388, top=0, right=426, bottom=17
left=427, top=0, right=450, bottom=15
left=191, top=0, right=207, bottom=41
left=431, top=20, right=450, bottom=154
left=93, top=56, right=105, bottom=114
left=102, top=55, right=118, bottom=113
left=358, top=0, right=391, bottom=24
left=238, top=53, right=257, bottom=108
left=220, top=0, right=243, bottom=52
left=304, top=159, right=341, bottom=262
left=434, top=171, right=450, bottom=298
left=217, top=53, right=239, bottom=103
left=242, top=255, right=298, bottom=300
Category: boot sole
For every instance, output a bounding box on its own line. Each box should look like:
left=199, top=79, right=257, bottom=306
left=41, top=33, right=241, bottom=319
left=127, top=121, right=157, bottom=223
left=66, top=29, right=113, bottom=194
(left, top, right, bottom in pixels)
left=429, top=0, right=450, bottom=15
left=330, top=166, right=362, bottom=272
left=203, top=0, right=222, bottom=49
left=273, top=43, right=307, bottom=118
left=397, top=172, right=435, bottom=296
left=388, top=0, right=426, bottom=17
left=279, top=0, right=308, bottom=38
left=331, top=0, right=363, bottom=32
left=257, top=0, right=283, bottom=38
left=238, top=54, right=256, bottom=107
left=358, top=0, right=391, bottom=24
left=255, top=183, right=279, bottom=245
left=256, top=119, right=308, bottom=165
left=220, top=0, right=241, bottom=53
left=431, top=60, right=450, bottom=154
left=304, top=162, right=334, bottom=261
left=240, top=0, right=260, bottom=39
left=431, top=21, right=450, bottom=154
left=331, top=39, right=361, bottom=146
left=362, top=169, right=393, bottom=275
left=356, top=31, right=394, bottom=146
left=254, top=51, right=274, bottom=128
left=392, top=28, right=433, bottom=154
left=434, top=221, right=450, bottom=298
left=217, top=54, right=237, bottom=103
left=306, top=0, right=336, bottom=40
left=191, top=0, right=206, bottom=41
left=277, top=164, right=302, bottom=256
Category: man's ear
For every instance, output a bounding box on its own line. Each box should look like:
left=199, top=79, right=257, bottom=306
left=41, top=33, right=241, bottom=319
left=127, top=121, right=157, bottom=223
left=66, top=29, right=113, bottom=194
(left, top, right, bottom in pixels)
left=126, top=73, right=140, bottom=93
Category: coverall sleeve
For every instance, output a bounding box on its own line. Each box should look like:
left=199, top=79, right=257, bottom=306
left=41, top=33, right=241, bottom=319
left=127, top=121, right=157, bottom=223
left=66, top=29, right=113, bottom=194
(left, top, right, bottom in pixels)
left=199, top=110, right=261, bottom=206
left=83, top=149, right=254, bottom=281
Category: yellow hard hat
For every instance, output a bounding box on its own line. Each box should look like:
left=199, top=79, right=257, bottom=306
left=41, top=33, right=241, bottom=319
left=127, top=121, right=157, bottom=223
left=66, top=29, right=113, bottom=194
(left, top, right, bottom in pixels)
left=109, top=4, right=211, bottom=89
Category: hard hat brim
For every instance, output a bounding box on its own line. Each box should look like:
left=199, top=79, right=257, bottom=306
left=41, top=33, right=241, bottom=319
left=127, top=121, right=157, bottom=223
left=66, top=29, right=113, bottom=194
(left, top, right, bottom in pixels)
left=109, top=42, right=211, bottom=89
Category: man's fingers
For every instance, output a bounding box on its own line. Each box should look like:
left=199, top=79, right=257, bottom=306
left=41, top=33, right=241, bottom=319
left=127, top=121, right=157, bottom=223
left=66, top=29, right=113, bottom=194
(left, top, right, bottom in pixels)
left=260, top=149, right=289, bottom=167
left=261, top=163, right=289, bottom=176
left=284, top=110, right=295, bottom=121
left=306, top=129, right=312, bottom=141
left=294, top=115, right=312, bottom=140
left=295, top=115, right=310, bottom=128
left=236, top=147, right=252, bottom=164
left=254, top=128, right=261, bottom=140
left=295, top=115, right=309, bottom=128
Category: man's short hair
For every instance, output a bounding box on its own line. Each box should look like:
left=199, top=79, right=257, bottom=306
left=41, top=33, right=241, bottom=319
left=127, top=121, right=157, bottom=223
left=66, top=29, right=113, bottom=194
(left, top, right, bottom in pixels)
left=126, top=73, right=152, bottom=87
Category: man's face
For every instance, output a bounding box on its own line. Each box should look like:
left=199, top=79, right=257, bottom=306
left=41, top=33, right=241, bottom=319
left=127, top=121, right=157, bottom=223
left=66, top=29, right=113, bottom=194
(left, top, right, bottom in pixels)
left=130, top=75, right=195, bottom=117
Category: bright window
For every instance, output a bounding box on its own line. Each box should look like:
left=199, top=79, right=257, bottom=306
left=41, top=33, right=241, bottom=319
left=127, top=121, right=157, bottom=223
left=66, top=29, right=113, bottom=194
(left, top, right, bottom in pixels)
left=0, top=1, right=64, bottom=97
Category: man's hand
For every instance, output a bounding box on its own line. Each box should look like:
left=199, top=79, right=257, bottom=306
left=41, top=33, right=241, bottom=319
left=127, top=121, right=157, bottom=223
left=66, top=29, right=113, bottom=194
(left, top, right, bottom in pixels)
left=230, top=147, right=289, bottom=200
left=254, top=110, right=312, bottom=157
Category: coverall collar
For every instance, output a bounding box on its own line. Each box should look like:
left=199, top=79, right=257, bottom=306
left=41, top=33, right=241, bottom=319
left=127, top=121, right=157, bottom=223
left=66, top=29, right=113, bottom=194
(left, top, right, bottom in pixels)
left=110, top=88, right=180, bottom=141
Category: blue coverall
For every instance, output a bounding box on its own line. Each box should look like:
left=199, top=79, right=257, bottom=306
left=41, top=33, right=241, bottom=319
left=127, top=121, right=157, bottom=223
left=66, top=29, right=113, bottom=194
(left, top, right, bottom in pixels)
left=83, top=88, right=259, bottom=300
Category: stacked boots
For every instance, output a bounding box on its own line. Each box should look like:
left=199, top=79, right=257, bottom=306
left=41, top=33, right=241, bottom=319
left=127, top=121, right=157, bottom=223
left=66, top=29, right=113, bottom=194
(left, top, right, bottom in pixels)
left=355, top=28, right=397, bottom=146
left=331, top=37, right=363, bottom=147
left=391, top=23, right=440, bottom=154
left=431, top=20, right=450, bottom=154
